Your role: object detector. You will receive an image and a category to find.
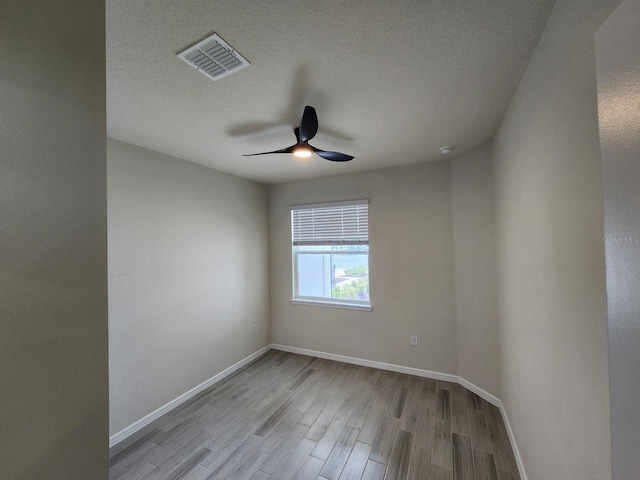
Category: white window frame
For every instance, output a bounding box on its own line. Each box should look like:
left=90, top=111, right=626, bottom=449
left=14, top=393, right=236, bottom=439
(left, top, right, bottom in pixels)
left=290, top=199, right=372, bottom=311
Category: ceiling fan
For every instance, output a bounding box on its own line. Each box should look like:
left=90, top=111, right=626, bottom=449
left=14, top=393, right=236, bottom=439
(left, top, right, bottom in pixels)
left=243, top=106, right=354, bottom=162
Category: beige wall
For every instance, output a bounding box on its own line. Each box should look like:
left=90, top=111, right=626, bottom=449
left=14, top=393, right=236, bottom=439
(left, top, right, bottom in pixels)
left=108, top=140, right=270, bottom=435
left=596, top=1, right=640, bottom=477
left=268, top=150, right=502, bottom=394
left=451, top=144, right=500, bottom=396
left=269, top=162, right=457, bottom=374
left=492, top=0, right=620, bottom=478
left=0, top=0, right=108, bottom=478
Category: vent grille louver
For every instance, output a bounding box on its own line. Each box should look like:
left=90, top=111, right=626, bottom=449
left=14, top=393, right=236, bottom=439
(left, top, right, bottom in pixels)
left=177, top=33, right=250, bottom=81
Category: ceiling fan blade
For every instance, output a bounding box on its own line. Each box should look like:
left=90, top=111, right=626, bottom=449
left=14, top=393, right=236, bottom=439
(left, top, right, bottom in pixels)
left=299, top=106, right=318, bottom=142
left=242, top=106, right=352, bottom=161
left=313, top=149, right=354, bottom=162
left=242, top=144, right=296, bottom=156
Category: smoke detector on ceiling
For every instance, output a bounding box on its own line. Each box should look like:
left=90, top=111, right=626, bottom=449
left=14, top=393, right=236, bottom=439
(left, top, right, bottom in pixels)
left=177, top=33, right=250, bottom=81
left=440, top=145, right=455, bottom=154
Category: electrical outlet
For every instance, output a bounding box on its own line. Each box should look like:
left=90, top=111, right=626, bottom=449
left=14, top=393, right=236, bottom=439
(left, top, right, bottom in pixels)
left=253, top=324, right=258, bottom=334
left=411, top=336, right=418, bottom=346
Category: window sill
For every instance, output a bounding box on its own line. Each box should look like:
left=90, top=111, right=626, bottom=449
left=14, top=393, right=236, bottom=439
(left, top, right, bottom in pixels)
left=290, top=299, right=372, bottom=311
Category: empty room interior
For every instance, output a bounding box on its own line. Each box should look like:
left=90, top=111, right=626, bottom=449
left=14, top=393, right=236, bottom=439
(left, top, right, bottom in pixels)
left=2, top=0, right=639, bottom=479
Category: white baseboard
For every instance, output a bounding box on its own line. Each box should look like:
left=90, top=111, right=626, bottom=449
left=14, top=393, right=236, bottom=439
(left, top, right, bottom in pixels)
left=497, top=402, right=528, bottom=480
left=271, top=343, right=459, bottom=383
left=109, top=345, right=271, bottom=448
left=270, top=343, right=527, bottom=480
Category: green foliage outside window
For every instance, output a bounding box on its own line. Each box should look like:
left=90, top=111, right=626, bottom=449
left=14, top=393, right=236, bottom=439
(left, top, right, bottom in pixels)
left=332, top=277, right=369, bottom=299
left=343, top=266, right=368, bottom=276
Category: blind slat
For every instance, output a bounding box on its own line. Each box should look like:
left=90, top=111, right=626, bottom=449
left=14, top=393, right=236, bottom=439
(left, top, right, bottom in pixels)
left=291, top=200, right=369, bottom=245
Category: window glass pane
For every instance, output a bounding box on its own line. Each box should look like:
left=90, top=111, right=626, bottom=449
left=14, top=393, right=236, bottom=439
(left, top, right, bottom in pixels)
left=330, top=253, right=369, bottom=302
left=296, top=253, right=331, bottom=297
left=294, top=246, right=369, bottom=303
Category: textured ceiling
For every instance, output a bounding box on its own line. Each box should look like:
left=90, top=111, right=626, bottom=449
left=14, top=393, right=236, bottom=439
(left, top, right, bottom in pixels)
left=106, top=0, right=555, bottom=184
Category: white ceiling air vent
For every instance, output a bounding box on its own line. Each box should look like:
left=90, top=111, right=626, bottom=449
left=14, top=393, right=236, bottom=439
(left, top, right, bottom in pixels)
left=177, top=33, right=250, bottom=81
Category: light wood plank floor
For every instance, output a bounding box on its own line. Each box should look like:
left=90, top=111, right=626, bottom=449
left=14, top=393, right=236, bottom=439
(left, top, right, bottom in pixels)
left=110, top=350, right=520, bottom=480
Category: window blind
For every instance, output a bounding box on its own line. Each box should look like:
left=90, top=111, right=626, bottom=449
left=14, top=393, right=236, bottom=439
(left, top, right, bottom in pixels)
left=291, top=200, right=369, bottom=246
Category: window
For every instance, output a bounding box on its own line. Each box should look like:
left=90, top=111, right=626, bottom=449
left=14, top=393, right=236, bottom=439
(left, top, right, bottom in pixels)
left=291, top=199, right=371, bottom=310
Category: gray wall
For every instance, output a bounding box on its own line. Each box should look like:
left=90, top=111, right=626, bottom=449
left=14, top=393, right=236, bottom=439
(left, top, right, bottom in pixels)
left=492, top=0, right=620, bottom=478
left=108, top=140, right=270, bottom=435
left=596, top=1, right=640, bottom=477
left=0, top=0, right=108, bottom=478
left=451, top=145, right=500, bottom=397
left=269, top=163, right=457, bottom=374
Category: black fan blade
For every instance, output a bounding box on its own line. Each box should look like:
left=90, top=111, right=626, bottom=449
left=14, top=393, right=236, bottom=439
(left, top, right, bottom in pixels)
left=313, top=149, right=354, bottom=162
left=243, top=144, right=296, bottom=156
left=299, top=106, right=318, bottom=142
left=294, top=127, right=300, bottom=142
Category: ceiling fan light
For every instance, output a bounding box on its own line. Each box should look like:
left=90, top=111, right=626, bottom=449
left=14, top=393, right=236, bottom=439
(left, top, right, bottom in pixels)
left=293, top=147, right=312, bottom=158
